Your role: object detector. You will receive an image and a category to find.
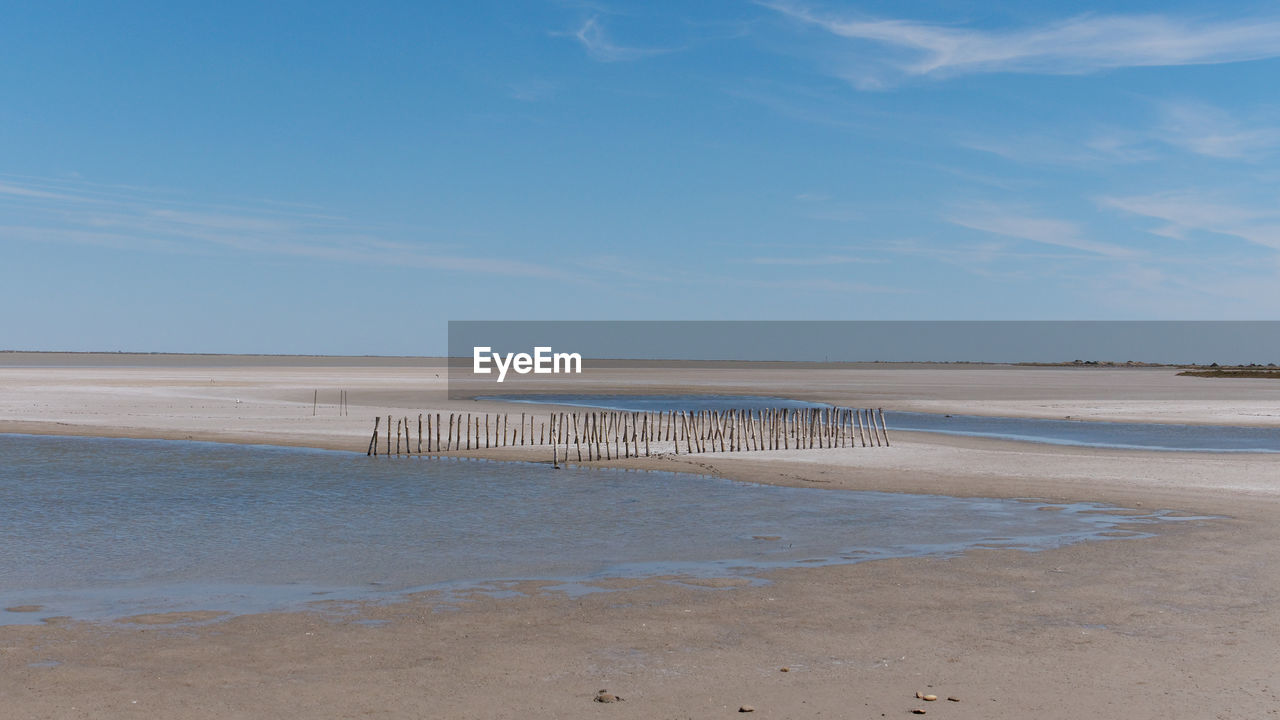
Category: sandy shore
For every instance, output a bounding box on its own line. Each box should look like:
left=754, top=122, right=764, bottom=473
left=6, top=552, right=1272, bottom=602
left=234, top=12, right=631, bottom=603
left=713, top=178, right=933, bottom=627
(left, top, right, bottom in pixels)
left=3, top=355, right=1279, bottom=718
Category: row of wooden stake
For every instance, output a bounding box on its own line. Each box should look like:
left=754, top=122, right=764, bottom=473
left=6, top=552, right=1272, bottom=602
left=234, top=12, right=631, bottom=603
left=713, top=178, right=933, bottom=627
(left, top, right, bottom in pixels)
left=312, top=389, right=349, bottom=416
left=366, top=407, right=890, bottom=464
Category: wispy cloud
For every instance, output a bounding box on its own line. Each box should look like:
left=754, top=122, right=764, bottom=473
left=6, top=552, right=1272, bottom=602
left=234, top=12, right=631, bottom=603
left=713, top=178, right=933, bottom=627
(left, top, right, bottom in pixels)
left=0, top=175, right=570, bottom=279
left=962, top=130, right=1156, bottom=168
left=743, top=277, right=913, bottom=294
left=569, top=17, right=674, bottom=62
left=1100, top=192, right=1280, bottom=250
left=0, top=181, right=84, bottom=201
left=948, top=205, right=1138, bottom=257
left=791, top=192, right=863, bottom=222
left=745, top=254, right=882, bottom=265
left=763, top=3, right=1280, bottom=87
left=1155, top=101, right=1280, bottom=159
left=507, top=78, right=558, bottom=102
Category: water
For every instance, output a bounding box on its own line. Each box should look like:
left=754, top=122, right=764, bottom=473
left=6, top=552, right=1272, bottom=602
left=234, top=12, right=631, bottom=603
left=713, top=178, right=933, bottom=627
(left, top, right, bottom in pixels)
left=484, top=393, right=824, bottom=413
left=884, top=411, right=1280, bottom=453
left=485, top=394, right=1280, bottom=453
left=1, top=434, right=1189, bottom=624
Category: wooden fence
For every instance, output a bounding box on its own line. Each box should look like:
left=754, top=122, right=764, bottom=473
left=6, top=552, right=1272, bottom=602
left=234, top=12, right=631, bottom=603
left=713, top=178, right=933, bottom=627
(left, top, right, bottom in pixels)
left=367, top=407, right=890, bottom=464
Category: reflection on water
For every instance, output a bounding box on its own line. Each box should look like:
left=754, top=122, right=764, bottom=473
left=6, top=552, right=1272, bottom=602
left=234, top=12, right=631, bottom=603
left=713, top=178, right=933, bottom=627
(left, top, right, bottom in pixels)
left=885, top=411, right=1280, bottom=452
left=1, top=434, right=1191, bottom=624
left=484, top=393, right=824, bottom=413
left=486, top=394, right=1280, bottom=452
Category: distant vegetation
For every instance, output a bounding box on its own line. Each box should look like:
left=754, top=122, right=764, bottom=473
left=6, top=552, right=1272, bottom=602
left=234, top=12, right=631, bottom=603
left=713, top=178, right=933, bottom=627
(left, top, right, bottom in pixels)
left=1018, top=360, right=1280, bottom=376
left=1178, top=367, right=1280, bottom=379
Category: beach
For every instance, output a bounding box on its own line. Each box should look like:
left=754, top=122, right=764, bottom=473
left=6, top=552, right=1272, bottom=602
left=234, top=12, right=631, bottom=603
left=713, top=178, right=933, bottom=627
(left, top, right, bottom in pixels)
left=3, top=354, right=1280, bottom=718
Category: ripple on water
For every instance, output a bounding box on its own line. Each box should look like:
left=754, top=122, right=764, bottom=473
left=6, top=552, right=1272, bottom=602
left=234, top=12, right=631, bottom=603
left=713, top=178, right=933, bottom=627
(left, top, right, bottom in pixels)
left=0, top=434, right=1202, bottom=624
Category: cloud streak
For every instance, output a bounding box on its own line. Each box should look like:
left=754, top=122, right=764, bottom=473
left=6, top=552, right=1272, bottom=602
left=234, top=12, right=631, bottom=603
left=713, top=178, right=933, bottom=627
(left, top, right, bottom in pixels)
left=1156, top=101, right=1280, bottom=159
left=948, top=206, right=1137, bottom=257
left=1101, top=192, right=1280, bottom=250
left=0, top=176, right=571, bottom=280
left=570, top=17, right=674, bottom=62
left=764, top=3, right=1280, bottom=87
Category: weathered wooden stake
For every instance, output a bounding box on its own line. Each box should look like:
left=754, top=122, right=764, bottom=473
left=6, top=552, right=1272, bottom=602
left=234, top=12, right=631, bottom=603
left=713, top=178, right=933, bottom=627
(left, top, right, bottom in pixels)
left=551, top=413, right=558, bottom=468
left=367, top=416, right=380, bottom=456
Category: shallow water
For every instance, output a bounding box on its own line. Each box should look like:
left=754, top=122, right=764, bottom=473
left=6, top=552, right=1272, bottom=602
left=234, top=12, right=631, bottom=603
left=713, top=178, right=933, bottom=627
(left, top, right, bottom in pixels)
left=486, top=393, right=823, bottom=413
left=1, top=434, right=1186, bottom=624
left=485, top=394, right=1280, bottom=452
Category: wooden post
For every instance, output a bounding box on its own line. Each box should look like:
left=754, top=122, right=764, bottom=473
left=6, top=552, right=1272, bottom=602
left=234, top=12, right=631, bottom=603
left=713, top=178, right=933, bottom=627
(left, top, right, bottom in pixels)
left=313, top=389, right=317, bottom=416
left=386, top=415, right=392, bottom=455
left=878, top=408, right=890, bottom=446
left=551, top=413, right=558, bottom=468
left=395, top=418, right=401, bottom=456
left=569, top=412, right=579, bottom=461
left=418, top=414, right=423, bottom=453
left=367, top=416, right=380, bottom=456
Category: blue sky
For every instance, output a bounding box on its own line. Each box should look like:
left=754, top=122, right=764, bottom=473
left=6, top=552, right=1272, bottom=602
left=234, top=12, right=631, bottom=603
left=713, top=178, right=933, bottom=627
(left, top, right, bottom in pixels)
left=3, top=1, right=1279, bottom=354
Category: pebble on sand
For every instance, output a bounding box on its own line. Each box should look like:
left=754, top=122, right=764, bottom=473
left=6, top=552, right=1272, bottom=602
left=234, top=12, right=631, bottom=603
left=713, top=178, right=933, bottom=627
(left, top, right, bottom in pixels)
left=922, top=694, right=937, bottom=701
left=947, top=696, right=960, bottom=702
left=594, top=690, right=623, bottom=703
left=911, top=709, right=927, bottom=715
left=739, top=705, right=755, bottom=713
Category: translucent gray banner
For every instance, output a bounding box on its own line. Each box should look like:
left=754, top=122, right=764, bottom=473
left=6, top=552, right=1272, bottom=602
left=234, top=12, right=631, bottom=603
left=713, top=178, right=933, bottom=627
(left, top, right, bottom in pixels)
left=447, top=320, right=1279, bottom=397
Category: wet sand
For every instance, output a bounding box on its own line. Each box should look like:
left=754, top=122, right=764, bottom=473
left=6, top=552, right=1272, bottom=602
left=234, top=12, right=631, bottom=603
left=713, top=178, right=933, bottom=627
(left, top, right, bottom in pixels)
left=2, top=355, right=1279, bottom=718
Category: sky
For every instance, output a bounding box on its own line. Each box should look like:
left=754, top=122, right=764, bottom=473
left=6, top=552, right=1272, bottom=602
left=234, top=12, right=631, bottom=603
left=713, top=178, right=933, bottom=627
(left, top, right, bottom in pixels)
left=2, top=1, right=1279, bottom=355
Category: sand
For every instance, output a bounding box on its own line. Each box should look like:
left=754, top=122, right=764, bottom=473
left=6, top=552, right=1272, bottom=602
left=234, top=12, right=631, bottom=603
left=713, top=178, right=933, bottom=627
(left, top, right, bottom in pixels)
left=2, top=354, right=1279, bottom=718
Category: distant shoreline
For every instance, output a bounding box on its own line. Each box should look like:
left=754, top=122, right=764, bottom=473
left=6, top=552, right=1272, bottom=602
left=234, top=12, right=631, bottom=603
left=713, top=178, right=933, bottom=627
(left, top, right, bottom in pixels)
left=2, top=350, right=1273, bottom=371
